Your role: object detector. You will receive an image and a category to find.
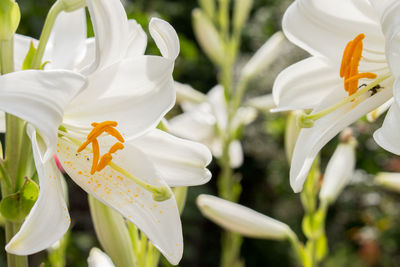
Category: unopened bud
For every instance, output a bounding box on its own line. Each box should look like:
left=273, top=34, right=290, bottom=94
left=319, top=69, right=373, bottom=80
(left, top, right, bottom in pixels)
left=233, top=0, right=253, bottom=34
left=199, top=0, right=215, bottom=20
left=175, top=82, right=207, bottom=104
left=241, top=32, right=285, bottom=79
left=0, top=0, right=20, bottom=40
left=88, top=248, right=115, bottom=267
left=376, top=172, right=400, bottom=193
left=319, top=139, right=356, bottom=204
left=192, top=9, right=224, bottom=66
left=197, top=194, right=292, bottom=240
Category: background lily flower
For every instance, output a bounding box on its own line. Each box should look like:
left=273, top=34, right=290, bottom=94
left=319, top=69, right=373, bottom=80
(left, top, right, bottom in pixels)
left=3, top=0, right=212, bottom=264
left=197, top=194, right=292, bottom=240
left=272, top=0, right=399, bottom=192
left=376, top=172, right=400, bottom=193
left=170, top=83, right=256, bottom=168
left=87, top=248, right=115, bottom=267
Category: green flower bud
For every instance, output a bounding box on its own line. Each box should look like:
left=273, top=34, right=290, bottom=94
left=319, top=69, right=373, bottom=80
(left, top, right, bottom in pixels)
left=0, top=0, right=20, bottom=40
left=233, top=0, right=253, bottom=34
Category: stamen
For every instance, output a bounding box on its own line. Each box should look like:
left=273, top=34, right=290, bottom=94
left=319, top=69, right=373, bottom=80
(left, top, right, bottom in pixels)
left=339, top=33, right=377, bottom=96
left=77, top=121, right=126, bottom=175
left=90, top=139, right=100, bottom=175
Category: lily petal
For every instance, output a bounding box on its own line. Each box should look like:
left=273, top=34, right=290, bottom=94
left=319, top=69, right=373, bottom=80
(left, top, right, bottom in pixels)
left=0, top=70, right=85, bottom=160
left=272, top=57, right=341, bottom=111
left=207, top=85, right=228, bottom=130
left=290, top=82, right=392, bottom=192
left=283, top=0, right=383, bottom=62
left=374, top=100, right=400, bottom=154
left=130, top=129, right=212, bottom=187
left=64, top=56, right=175, bottom=140
left=197, top=194, right=291, bottom=240
left=57, top=137, right=183, bottom=265
left=85, top=0, right=130, bottom=73
left=44, top=9, right=87, bottom=70
left=149, top=18, right=180, bottom=61
left=229, top=140, right=244, bottom=169
left=6, top=125, right=70, bottom=255
left=88, top=248, right=115, bottom=267
left=126, top=20, right=147, bottom=58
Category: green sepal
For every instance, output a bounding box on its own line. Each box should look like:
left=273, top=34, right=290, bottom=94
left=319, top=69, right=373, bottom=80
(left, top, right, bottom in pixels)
left=0, top=177, right=39, bottom=222
left=0, top=0, right=20, bottom=40
left=22, top=41, right=37, bottom=70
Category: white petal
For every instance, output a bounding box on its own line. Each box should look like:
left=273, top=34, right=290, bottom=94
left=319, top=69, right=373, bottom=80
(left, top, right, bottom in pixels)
left=0, top=111, right=5, bottom=132
left=376, top=172, right=400, bottom=193
left=319, top=142, right=356, bottom=203
left=241, top=31, right=285, bottom=78
left=272, top=57, right=342, bottom=111
left=169, top=106, right=215, bottom=142
left=14, top=34, right=37, bottom=70
left=197, top=195, right=291, bottom=240
left=0, top=70, right=85, bottom=160
left=130, top=129, right=212, bottom=187
left=231, top=107, right=257, bottom=130
left=64, top=56, right=175, bottom=140
left=379, top=1, right=400, bottom=77
left=229, top=140, right=243, bottom=168
left=6, top=126, right=70, bottom=255
left=125, top=20, right=147, bottom=57
left=149, top=18, right=180, bottom=60
left=88, top=248, right=115, bottom=267
left=245, top=94, right=276, bottom=112
left=57, top=137, right=183, bottom=265
left=374, top=100, right=400, bottom=154
left=44, top=9, right=87, bottom=70
left=367, top=98, right=393, bottom=122
left=291, top=82, right=392, bottom=192
left=85, top=0, right=130, bottom=73
left=283, top=0, right=384, bottom=62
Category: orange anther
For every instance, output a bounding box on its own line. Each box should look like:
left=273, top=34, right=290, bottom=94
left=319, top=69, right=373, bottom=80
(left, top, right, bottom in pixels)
left=339, top=33, right=377, bottom=96
left=77, top=121, right=126, bottom=175
left=90, top=139, right=100, bottom=175
left=109, top=142, right=124, bottom=154
left=96, top=153, right=113, bottom=172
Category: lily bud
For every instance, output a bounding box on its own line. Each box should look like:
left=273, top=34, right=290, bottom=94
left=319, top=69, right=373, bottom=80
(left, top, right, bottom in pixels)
left=197, top=194, right=292, bottom=240
left=60, top=0, right=86, bottom=12
left=367, top=98, right=393, bottom=122
left=241, top=32, right=285, bottom=79
left=199, top=0, right=215, bottom=20
left=88, top=196, right=137, bottom=267
left=88, top=248, right=115, bottom=267
left=233, top=0, right=253, bottom=34
left=319, top=129, right=356, bottom=204
left=376, top=172, right=400, bottom=193
left=192, top=9, right=224, bottom=66
left=175, top=82, right=207, bottom=104
left=0, top=0, right=20, bottom=40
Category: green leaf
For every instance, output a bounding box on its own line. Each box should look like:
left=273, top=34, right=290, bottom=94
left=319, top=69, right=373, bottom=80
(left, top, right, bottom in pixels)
left=0, top=178, right=39, bottom=222
left=22, top=41, right=37, bottom=70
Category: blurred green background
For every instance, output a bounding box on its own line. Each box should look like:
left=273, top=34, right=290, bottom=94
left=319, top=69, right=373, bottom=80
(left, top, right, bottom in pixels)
left=6, top=0, right=400, bottom=266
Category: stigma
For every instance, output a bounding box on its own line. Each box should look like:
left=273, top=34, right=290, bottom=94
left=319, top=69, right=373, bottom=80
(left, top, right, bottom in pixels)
left=77, top=121, right=125, bottom=175
left=340, top=33, right=377, bottom=96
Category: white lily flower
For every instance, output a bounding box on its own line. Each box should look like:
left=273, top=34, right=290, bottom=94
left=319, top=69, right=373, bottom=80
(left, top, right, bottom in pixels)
left=197, top=194, right=292, bottom=240
left=272, top=0, right=399, bottom=192
left=4, top=0, right=212, bottom=264
left=88, top=248, right=115, bottom=267
left=170, top=84, right=256, bottom=168
left=376, top=172, right=400, bottom=193
left=319, top=130, right=357, bottom=204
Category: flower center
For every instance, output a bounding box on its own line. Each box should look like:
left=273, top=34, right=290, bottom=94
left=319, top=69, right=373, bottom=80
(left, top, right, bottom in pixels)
left=339, top=33, right=377, bottom=96
left=77, top=121, right=125, bottom=175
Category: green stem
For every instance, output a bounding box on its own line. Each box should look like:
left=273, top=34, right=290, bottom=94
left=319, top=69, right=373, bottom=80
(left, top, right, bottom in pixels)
left=0, top=38, right=28, bottom=267
left=31, top=0, right=63, bottom=69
